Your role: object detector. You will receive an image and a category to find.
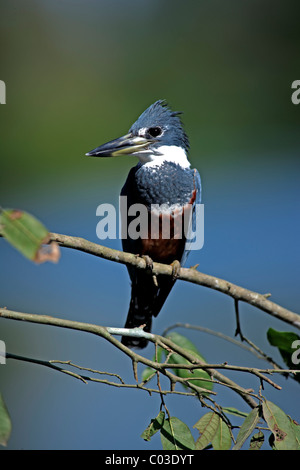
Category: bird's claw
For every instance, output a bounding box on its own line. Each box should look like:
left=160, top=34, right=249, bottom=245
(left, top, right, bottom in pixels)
left=142, top=255, right=158, bottom=287
left=171, top=260, right=181, bottom=280
left=142, top=255, right=154, bottom=272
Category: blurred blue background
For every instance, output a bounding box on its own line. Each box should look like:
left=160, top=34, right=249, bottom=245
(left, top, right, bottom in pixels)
left=0, top=0, right=299, bottom=450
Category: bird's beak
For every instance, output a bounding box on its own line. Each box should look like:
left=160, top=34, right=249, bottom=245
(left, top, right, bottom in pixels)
left=85, top=133, right=151, bottom=158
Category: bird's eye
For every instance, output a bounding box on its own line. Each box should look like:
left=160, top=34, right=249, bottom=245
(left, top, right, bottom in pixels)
left=147, top=126, right=162, bottom=138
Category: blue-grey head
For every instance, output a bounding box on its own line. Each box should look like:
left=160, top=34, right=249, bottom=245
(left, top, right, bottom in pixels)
left=86, top=100, right=190, bottom=168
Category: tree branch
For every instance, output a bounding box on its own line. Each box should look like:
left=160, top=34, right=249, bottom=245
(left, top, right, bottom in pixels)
left=1, top=229, right=299, bottom=329
left=0, top=307, right=260, bottom=408
left=47, top=232, right=300, bottom=330
left=5, top=354, right=199, bottom=397
left=1, top=230, right=299, bottom=411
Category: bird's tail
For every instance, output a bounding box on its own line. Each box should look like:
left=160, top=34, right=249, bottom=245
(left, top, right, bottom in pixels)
left=121, top=298, right=153, bottom=349
left=121, top=274, right=175, bottom=349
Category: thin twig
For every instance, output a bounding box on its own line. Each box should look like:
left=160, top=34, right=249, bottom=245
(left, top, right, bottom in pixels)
left=0, top=308, right=216, bottom=397
left=5, top=353, right=202, bottom=397
left=6, top=353, right=88, bottom=384
left=163, top=322, right=285, bottom=370
left=49, top=360, right=125, bottom=384
left=162, top=322, right=264, bottom=360
left=2, top=307, right=269, bottom=407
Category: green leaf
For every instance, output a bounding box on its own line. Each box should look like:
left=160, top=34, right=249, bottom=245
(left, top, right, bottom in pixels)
left=290, top=419, right=300, bottom=447
left=167, top=350, right=213, bottom=392
left=267, top=328, right=300, bottom=353
left=142, top=333, right=213, bottom=392
left=193, top=412, right=220, bottom=450
left=166, top=332, right=200, bottom=353
left=211, top=418, right=232, bottom=450
left=141, top=366, right=156, bottom=383
left=0, top=394, right=12, bottom=447
left=141, top=411, right=165, bottom=441
left=232, top=407, right=260, bottom=450
left=0, top=208, right=60, bottom=263
left=262, top=400, right=299, bottom=450
left=141, top=347, right=164, bottom=383
left=222, top=407, right=248, bottom=419
left=161, top=417, right=195, bottom=450
left=165, top=332, right=213, bottom=392
left=267, top=328, right=300, bottom=381
left=249, top=431, right=264, bottom=450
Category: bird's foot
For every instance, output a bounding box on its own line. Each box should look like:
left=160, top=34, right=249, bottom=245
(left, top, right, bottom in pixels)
left=171, top=260, right=181, bottom=280
left=142, top=255, right=153, bottom=271
left=142, top=255, right=158, bottom=287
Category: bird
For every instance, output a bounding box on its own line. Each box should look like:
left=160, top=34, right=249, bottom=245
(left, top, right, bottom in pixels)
left=86, top=100, right=201, bottom=348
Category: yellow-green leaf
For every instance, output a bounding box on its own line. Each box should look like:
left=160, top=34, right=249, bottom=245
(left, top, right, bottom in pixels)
left=0, top=394, right=12, bottom=447
left=262, top=400, right=299, bottom=450
left=232, top=407, right=260, bottom=450
left=249, top=431, right=264, bottom=450
left=194, top=412, right=219, bottom=450
left=211, top=417, right=232, bottom=450
left=0, top=208, right=60, bottom=263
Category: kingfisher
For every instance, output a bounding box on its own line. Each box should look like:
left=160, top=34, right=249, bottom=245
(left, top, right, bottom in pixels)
left=86, top=100, right=201, bottom=348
